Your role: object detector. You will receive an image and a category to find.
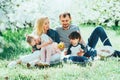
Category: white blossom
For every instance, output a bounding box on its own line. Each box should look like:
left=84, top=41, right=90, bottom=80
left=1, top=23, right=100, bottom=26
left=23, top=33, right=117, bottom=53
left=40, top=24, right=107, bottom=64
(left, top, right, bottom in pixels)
left=0, top=0, right=120, bottom=31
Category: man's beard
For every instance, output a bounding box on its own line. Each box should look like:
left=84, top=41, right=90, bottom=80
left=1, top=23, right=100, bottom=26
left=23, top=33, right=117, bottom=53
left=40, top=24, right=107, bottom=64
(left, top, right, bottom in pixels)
left=63, top=24, right=69, bottom=28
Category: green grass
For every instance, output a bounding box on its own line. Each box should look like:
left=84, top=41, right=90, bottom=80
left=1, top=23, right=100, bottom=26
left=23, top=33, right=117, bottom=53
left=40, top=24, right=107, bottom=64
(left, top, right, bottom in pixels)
left=0, top=26, right=120, bottom=80
left=0, top=58, right=120, bottom=80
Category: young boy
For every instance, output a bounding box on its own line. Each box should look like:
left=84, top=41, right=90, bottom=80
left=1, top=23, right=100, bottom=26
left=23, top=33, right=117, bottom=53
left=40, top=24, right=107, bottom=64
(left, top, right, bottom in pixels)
left=63, top=31, right=89, bottom=63
left=64, top=31, right=115, bottom=62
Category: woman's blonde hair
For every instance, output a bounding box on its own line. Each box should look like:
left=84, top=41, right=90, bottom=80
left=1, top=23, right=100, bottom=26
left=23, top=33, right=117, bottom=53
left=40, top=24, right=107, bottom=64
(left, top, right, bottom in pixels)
left=34, top=17, right=48, bottom=36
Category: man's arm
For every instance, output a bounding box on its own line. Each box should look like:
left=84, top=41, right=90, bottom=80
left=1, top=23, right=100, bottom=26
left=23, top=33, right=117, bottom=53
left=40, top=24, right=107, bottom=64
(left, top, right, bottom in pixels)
left=80, top=37, right=86, bottom=46
left=78, top=28, right=86, bottom=46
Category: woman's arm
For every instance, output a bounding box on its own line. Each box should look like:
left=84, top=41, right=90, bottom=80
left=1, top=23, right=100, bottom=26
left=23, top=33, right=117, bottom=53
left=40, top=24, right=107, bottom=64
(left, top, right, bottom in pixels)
left=36, top=39, right=52, bottom=49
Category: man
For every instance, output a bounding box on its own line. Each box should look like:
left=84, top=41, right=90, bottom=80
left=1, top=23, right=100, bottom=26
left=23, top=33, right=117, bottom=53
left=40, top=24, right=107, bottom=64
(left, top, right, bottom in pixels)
left=56, top=12, right=96, bottom=63
left=56, top=12, right=120, bottom=62
left=56, top=12, right=85, bottom=48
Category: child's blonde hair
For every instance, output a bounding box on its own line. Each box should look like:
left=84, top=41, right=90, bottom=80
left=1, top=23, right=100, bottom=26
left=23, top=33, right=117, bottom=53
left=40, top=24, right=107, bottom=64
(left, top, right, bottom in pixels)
left=26, top=35, right=34, bottom=45
left=34, top=17, right=48, bottom=36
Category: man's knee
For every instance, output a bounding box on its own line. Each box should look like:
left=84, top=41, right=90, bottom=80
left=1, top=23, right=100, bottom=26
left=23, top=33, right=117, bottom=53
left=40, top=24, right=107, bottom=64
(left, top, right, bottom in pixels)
left=95, top=26, right=104, bottom=33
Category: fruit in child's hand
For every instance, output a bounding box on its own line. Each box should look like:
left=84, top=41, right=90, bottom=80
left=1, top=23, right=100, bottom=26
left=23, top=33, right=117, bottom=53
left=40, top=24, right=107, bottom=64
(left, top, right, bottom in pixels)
left=58, top=42, right=65, bottom=49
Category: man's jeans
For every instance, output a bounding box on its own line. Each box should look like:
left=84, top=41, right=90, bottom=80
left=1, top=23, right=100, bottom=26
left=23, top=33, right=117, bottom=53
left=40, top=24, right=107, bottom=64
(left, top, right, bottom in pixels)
left=87, top=26, right=112, bottom=48
left=84, top=26, right=112, bottom=58
left=69, top=26, right=113, bottom=63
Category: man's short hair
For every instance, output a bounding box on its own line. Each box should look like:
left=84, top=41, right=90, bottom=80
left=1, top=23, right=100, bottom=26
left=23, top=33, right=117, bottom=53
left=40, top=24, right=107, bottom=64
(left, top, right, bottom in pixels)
left=59, top=12, right=71, bottom=18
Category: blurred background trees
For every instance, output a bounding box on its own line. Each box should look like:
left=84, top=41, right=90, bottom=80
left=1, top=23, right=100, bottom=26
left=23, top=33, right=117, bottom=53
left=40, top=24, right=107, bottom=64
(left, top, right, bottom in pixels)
left=0, top=0, right=120, bottom=59
left=0, top=0, right=120, bottom=31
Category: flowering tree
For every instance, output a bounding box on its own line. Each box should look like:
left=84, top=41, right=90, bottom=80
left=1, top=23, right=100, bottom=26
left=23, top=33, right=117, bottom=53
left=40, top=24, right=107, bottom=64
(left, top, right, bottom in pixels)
left=0, top=0, right=43, bottom=31
left=68, top=0, right=120, bottom=27
left=0, top=0, right=120, bottom=31
left=92, top=0, right=120, bottom=27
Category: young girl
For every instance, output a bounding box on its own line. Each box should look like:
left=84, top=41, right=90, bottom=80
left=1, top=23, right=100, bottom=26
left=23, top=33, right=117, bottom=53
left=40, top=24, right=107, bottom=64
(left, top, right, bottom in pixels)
left=34, top=17, right=62, bottom=66
left=26, top=35, right=41, bottom=52
left=7, top=35, right=41, bottom=68
left=26, top=34, right=62, bottom=67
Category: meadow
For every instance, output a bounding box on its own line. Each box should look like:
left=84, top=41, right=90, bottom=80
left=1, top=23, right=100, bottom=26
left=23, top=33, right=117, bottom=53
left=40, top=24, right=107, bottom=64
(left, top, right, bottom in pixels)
left=0, top=26, right=120, bottom=80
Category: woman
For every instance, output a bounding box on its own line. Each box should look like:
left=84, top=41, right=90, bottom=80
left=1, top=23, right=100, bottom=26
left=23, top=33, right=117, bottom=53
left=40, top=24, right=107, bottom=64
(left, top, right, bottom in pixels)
left=8, top=17, right=61, bottom=68
left=33, top=17, right=61, bottom=66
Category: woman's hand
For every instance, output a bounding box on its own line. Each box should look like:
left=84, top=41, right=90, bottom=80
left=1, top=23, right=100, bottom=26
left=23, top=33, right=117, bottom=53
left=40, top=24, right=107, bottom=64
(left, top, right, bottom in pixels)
left=36, top=45, right=41, bottom=49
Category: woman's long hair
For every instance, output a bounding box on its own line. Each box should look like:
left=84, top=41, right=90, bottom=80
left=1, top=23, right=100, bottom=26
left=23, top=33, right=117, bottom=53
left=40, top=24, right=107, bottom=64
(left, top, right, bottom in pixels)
left=34, top=17, right=48, bottom=36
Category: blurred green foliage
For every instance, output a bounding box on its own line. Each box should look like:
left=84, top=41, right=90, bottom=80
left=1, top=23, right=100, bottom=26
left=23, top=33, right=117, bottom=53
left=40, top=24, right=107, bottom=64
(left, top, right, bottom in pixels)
left=0, top=28, right=33, bottom=60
